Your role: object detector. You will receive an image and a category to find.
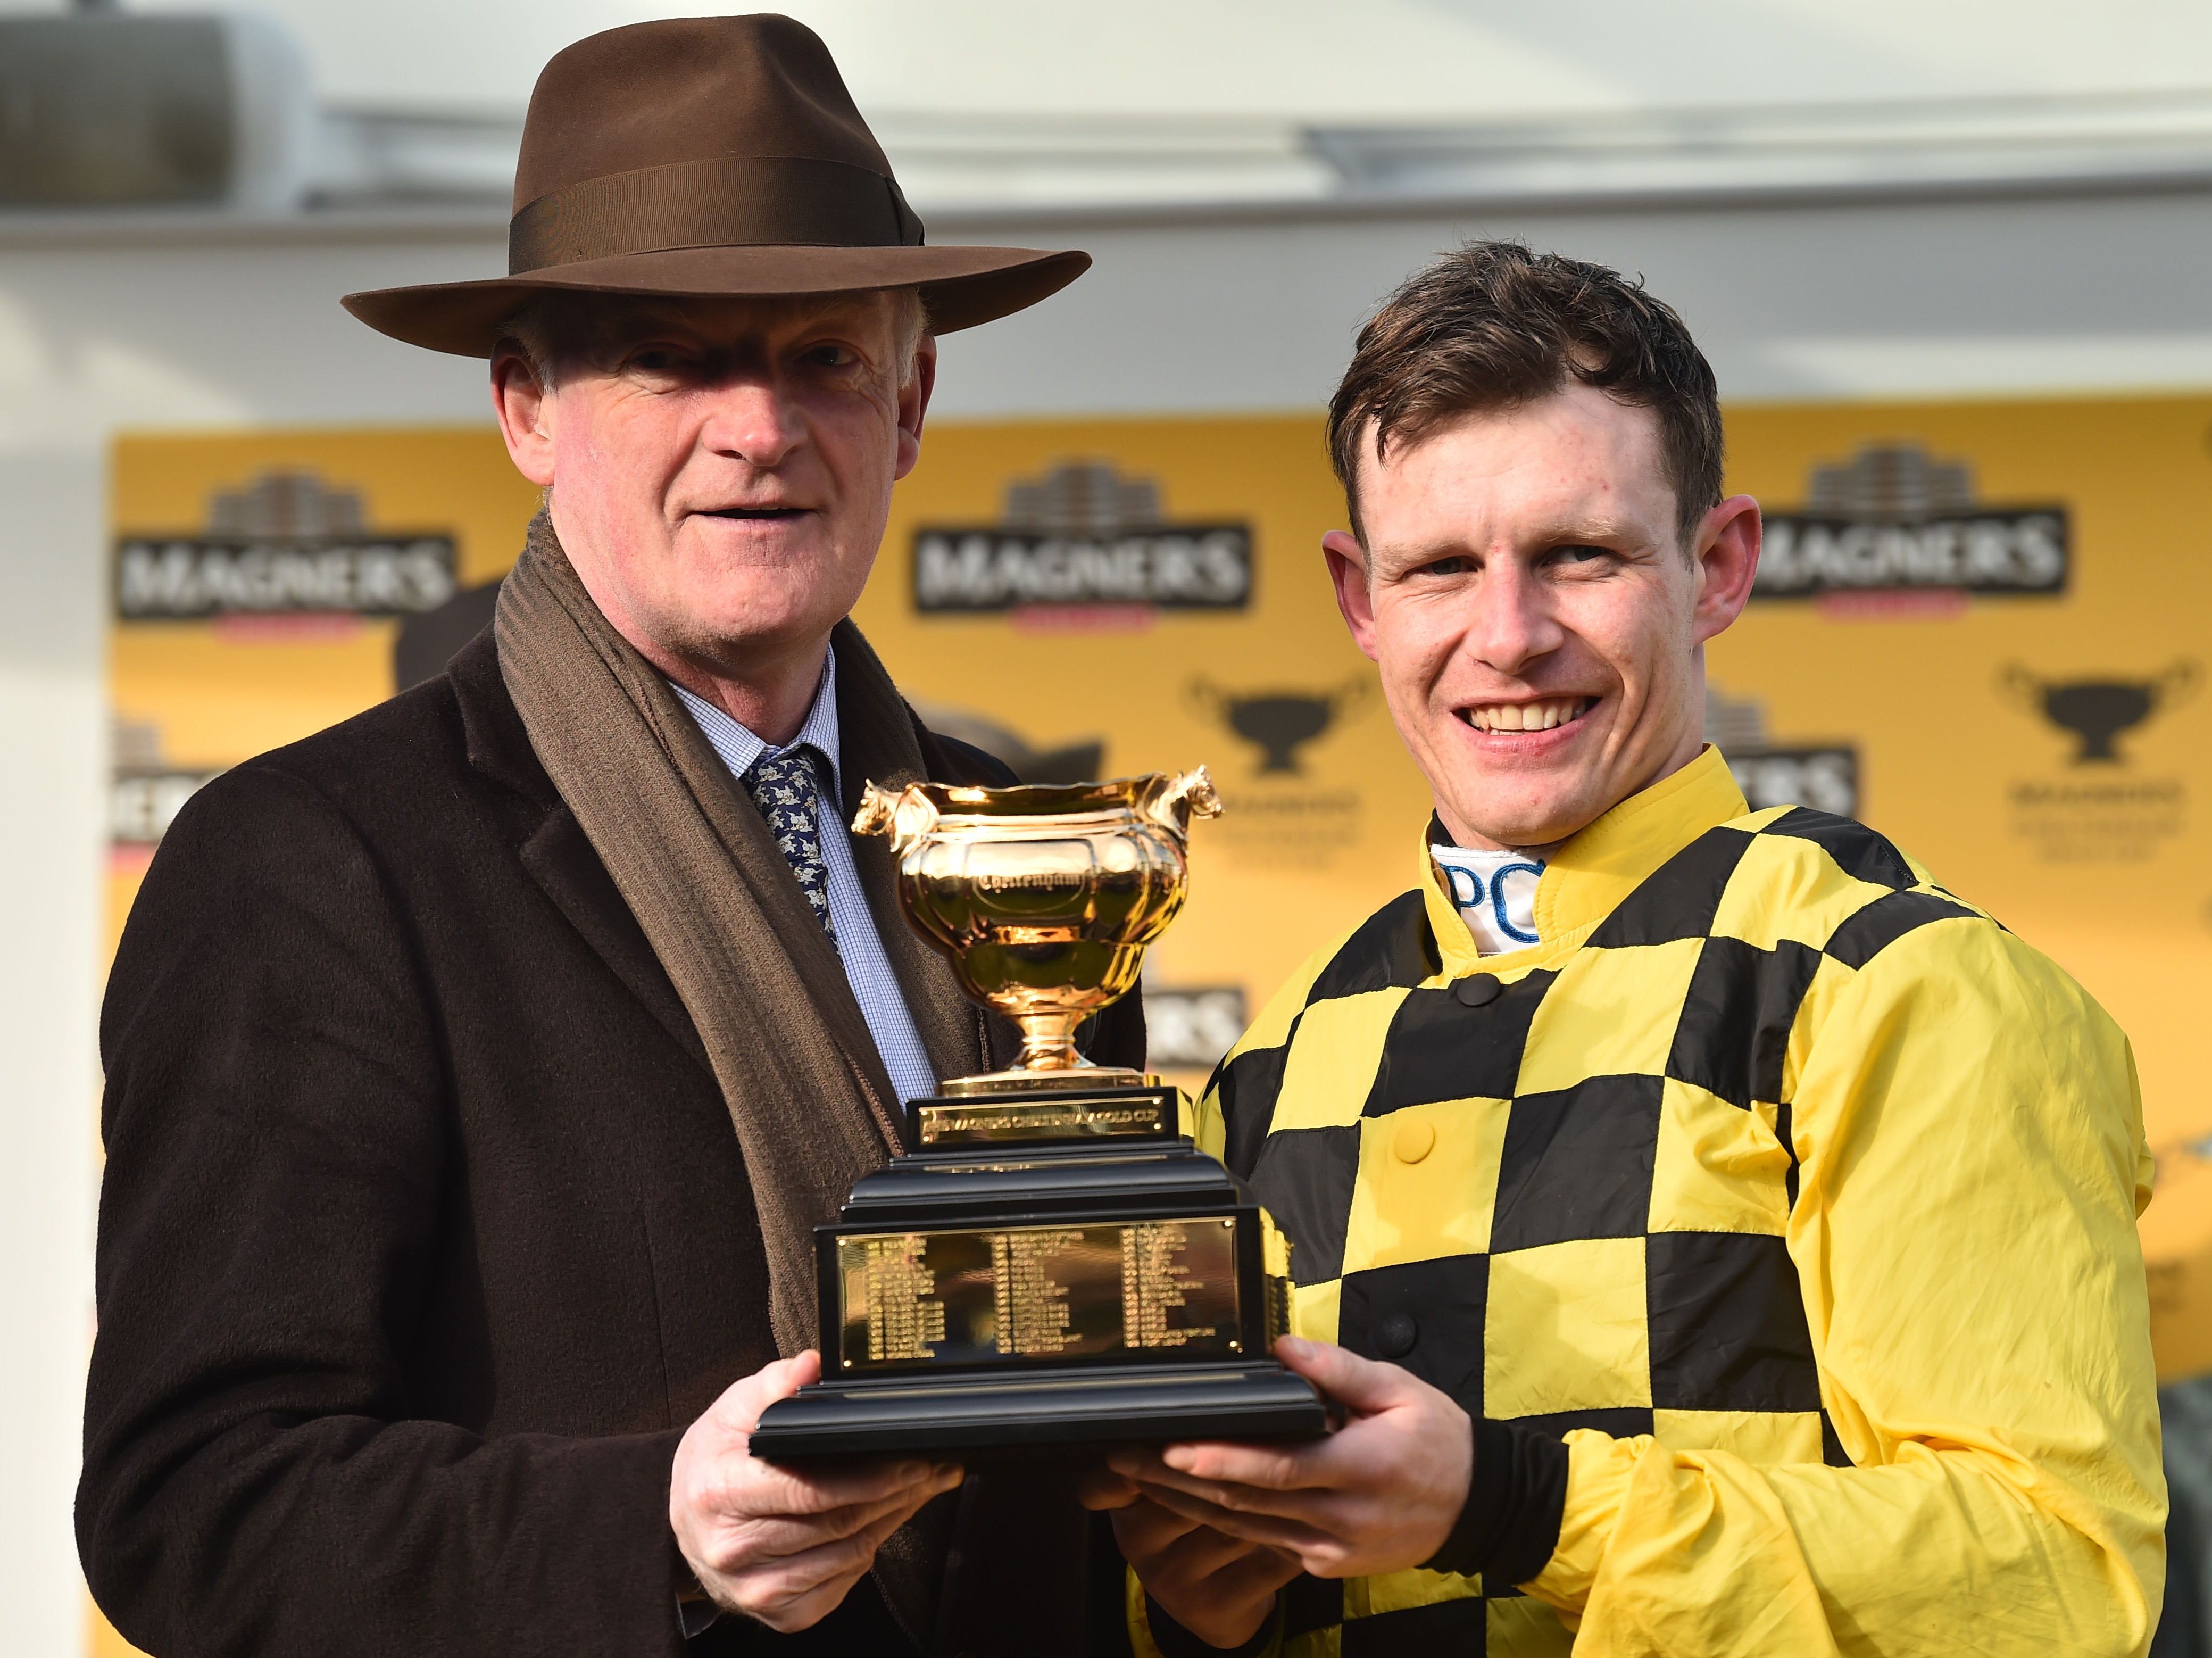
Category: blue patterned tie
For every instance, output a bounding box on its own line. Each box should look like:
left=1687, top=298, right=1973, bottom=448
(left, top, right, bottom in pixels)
left=741, top=747, right=838, bottom=946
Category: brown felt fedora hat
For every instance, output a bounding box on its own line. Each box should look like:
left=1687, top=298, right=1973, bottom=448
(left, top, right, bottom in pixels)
left=343, top=14, right=1088, bottom=357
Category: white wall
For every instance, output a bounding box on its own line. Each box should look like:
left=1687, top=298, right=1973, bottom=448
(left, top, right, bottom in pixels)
left=9, top=175, right=2212, bottom=1650
left=933, top=187, right=2212, bottom=416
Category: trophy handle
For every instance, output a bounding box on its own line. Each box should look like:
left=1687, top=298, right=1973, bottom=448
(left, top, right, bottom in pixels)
left=851, top=781, right=939, bottom=855
left=1328, top=675, right=1374, bottom=718
left=2154, top=659, right=2200, bottom=710
left=1185, top=677, right=1229, bottom=722
left=1137, top=766, right=1225, bottom=841
left=1995, top=663, right=2044, bottom=712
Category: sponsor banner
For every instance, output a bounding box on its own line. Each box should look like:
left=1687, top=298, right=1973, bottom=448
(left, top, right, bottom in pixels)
left=1141, top=985, right=1250, bottom=1072
left=911, top=460, right=1253, bottom=615
left=110, top=767, right=223, bottom=848
left=913, top=527, right=1251, bottom=612
left=1726, top=745, right=1858, bottom=818
left=113, top=471, right=458, bottom=619
left=1752, top=441, right=2068, bottom=600
left=107, top=398, right=2212, bottom=1380
left=115, top=535, right=458, bottom=619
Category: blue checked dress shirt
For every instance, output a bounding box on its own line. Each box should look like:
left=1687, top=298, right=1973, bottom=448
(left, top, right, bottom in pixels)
left=668, top=651, right=940, bottom=1109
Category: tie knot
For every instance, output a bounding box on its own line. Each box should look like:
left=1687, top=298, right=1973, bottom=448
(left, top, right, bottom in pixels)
left=746, top=745, right=820, bottom=793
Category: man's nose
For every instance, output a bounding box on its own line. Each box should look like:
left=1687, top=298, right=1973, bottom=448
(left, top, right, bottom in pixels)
left=702, top=375, right=804, bottom=467
left=1462, top=562, right=1565, bottom=674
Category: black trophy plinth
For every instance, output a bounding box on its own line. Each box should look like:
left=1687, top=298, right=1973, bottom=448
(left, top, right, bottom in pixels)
left=747, top=1082, right=1327, bottom=1461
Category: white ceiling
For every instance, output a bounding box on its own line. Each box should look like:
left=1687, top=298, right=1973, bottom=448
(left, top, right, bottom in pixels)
left=71, top=0, right=2212, bottom=121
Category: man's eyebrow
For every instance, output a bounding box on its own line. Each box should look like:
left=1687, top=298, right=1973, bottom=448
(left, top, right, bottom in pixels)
left=1374, top=517, right=1648, bottom=568
left=1529, top=517, right=1644, bottom=545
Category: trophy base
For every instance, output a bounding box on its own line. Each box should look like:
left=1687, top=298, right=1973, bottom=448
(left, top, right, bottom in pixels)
left=749, top=1359, right=1328, bottom=1461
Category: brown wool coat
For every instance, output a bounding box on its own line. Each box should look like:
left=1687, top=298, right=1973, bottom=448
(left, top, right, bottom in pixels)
left=79, top=625, right=1142, bottom=1658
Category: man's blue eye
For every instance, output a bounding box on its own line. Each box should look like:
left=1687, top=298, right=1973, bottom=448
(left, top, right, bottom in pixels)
left=1427, top=556, right=1473, bottom=575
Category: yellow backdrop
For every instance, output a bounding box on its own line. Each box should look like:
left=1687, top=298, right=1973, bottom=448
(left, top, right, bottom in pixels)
left=93, top=397, right=2212, bottom=1651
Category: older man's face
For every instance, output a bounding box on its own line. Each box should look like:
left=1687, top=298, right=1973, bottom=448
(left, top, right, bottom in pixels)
left=1323, top=383, right=1759, bottom=851
left=497, top=292, right=932, bottom=683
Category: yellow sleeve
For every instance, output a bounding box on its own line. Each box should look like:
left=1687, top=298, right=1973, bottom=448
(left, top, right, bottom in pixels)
left=1525, top=916, right=2167, bottom=1656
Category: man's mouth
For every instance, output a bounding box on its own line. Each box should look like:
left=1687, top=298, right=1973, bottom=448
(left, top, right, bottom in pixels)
left=1457, top=696, right=1596, bottom=734
left=702, top=505, right=810, bottom=521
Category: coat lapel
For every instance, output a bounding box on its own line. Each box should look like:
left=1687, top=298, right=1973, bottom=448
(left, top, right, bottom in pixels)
left=518, top=810, right=713, bottom=1079
left=451, top=630, right=713, bottom=1078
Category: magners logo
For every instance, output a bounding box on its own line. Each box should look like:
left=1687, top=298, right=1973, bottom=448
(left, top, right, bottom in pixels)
left=1754, top=442, right=2067, bottom=601
left=912, top=460, right=1252, bottom=615
left=115, top=470, right=459, bottom=620
left=1707, top=685, right=1859, bottom=817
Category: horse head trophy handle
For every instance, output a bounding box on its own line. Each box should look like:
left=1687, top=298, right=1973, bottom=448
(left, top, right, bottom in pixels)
left=1135, top=766, right=1224, bottom=842
left=851, top=781, right=940, bottom=856
left=2153, top=660, right=2201, bottom=710
left=1997, top=662, right=2047, bottom=712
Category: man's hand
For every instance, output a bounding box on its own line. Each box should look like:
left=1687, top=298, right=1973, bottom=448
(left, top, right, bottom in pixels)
left=670, top=1351, right=963, bottom=1631
left=1105, top=1336, right=1472, bottom=1581
left=1078, top=1465, right=1301, bottom=1649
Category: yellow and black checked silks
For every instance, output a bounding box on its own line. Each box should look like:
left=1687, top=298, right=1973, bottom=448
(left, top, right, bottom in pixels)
left=1137, top=748, right=2164, bottom=1658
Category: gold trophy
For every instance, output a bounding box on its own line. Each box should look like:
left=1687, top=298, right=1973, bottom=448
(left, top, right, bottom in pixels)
left=748, top=770, right=1327, bottom=1459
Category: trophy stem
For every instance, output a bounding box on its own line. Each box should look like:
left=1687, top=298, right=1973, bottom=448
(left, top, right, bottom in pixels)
left=1016, top=1009, right=1086, bottom=1072
left=935, top=1009, right=1158, bottom=1097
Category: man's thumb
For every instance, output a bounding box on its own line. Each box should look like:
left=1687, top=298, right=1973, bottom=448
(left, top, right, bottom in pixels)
left=725, top=1349, right=821, bottom=1431
left=1275, top=1334, right=1411, bottom=1414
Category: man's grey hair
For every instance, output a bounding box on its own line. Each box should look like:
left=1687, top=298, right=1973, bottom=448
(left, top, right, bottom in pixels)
left=495, top=287, right=929, bottom=391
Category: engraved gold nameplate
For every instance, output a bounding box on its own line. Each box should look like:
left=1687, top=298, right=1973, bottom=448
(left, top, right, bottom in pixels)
left=910, top=1088, right=1176, bottom=1148
left=836, top=1216, right=1243, bottom=1371
left=747, top=770, right=1327, bottom=1461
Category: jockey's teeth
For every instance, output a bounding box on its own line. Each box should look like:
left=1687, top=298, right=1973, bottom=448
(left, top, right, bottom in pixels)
left=1466, top=697, right=1589, bottom=733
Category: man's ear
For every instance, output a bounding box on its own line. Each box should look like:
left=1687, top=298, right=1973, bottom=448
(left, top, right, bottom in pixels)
left=1321, top=529, right=1381, bottom=662
left=492, top=347, right=556, bottom=488
left=1690, top=494, right=1761, bottom=645
left=893, top=336, right=938, bottom=483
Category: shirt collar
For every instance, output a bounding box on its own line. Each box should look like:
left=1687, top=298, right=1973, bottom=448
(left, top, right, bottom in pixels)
left=668, top=645, right=843, bottom=795
left=1420, top=744, right=1749, bottom=979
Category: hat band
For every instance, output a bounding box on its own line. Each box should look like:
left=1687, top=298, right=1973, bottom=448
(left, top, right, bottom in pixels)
left=509, top=155, right=925, bottom=273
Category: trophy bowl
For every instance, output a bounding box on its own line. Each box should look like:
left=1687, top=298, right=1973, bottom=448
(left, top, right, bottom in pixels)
left=853, top=767, right=1222, bottom=1089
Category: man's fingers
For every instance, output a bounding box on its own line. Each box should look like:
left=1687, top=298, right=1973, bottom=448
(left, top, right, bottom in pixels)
left=716, top=1349, right=823, bottom=1432
left=741, top=1455, right=962, bottom=1518
left=1106, top=1493, right=1204, bottom=1564
left=700, top=1477, right=951, bottom=1569
left=1147, top=1516, right=1288, bottom=1584
left=1133, top=1479, right=1335, bottom=1555
left=1207, top=1540, right=1307, bottom=1605
left=1118, top=1440, right=1341, bottom=1511
left=1156, top=1437, right=1323, bottom=1493
left=719, top=1527, right=878, bottom=1632
left=708, top=1475, right=950, bottom=1629
left=1114, top=1443, right=1321, bottom=1495
left=1075, top=1465, right=1143, bottom=1511
left=1271, top=1335, right=1416, bottom=1416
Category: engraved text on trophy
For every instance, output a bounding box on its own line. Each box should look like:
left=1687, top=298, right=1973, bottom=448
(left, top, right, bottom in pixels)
left=835, top=1217, right=1243, bottom=1372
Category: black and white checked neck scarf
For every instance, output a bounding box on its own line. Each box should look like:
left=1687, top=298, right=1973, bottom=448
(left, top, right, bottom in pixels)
left=741, top=747, right=838, bottom=945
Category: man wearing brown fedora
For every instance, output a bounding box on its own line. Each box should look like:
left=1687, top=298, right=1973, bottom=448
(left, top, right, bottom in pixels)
left=79, top=16, right=1137, bottom=1656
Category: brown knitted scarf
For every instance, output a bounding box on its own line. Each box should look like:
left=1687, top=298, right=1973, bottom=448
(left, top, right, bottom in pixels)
left=494, top=514, right=999, bottom=1643
left=496, top=513, right=919, bottom=1356
left=496, top=516, right=1133, bottom=1653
